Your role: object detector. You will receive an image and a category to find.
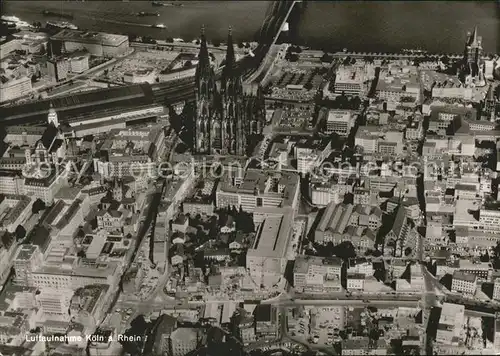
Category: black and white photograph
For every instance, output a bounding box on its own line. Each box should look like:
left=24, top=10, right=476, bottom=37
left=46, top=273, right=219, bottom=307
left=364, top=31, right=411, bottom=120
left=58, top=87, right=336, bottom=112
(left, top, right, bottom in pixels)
left=0, top=0, right=499, bottom=355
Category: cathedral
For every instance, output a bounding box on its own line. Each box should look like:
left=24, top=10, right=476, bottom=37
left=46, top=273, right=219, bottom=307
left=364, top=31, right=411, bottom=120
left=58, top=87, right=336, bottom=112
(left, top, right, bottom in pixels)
left=193, top=26, right=264, bottom=156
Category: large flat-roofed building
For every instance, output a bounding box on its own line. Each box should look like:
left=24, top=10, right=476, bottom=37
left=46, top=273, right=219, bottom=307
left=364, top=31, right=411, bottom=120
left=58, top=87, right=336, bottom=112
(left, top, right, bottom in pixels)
left=169, top=328, right=199, bottom=356
left=246, top=207, right=294, bottom=283
left=216, top=169, right=300, bottom=213
left=436, top=302, right=465, bottom=345
left=334, top=66, right=365, bottom=95
left=293, top=255, right=342, bottom=293
left=0, top=75, right=32, bottom=103
left=326, top=110, right=355, bottom=136
left=124, top=69, right=157, bottom=84
left=30, top=259, right=119, bottom=290
left=36, top=287, right=73, bottom=317
left=52, top=29, right=129, bottom=57
left=355, top=127, right=379, bottom=153
left=376, top=66, right=420, bottom=103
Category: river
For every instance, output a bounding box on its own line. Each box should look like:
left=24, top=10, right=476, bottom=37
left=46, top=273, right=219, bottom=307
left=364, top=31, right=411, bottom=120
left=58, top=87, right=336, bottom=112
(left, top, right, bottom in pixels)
left=4, top=1, right=499, bottom=54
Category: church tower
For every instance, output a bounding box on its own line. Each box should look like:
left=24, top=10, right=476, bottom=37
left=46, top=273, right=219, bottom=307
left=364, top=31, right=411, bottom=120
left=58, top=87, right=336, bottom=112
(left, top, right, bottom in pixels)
left=113, top=178, right=124, bottom=202
left=47, top=102, right=59, bottom=128
left=462, top=26, right=484, bottom=85
left=220, top=26, right=245, bottom=156
left=194, top=25, right=217, bottom=154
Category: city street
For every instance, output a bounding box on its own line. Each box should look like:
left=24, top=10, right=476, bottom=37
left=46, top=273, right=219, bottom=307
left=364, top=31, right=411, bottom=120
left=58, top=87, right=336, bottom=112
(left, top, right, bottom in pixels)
left=101, top=181, right=166, bottom=325
left=276, top=299, right=420, bottom=308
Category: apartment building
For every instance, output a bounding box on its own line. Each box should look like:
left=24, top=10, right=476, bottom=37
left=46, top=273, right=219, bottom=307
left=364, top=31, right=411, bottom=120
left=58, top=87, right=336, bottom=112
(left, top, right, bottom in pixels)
left=346, top=273, right=365, bottom=291
left=451, top=271, right=477, bottom=295
left=479, top=208, right=500, bottom=233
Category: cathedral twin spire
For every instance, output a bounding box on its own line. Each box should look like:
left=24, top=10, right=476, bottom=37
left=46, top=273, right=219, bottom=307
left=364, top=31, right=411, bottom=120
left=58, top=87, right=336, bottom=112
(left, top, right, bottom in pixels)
left=195, top=24, right=212, bottom=88
left=222, top=25, right=237, bottom=81
left=194, top=25, right=245, bottom=156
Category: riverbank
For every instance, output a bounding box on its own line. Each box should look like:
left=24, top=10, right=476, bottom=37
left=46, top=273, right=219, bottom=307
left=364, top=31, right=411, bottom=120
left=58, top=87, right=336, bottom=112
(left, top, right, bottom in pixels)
left=3, top=1, right=270, bottom=43
left=4, top=1, right=498, bottom=55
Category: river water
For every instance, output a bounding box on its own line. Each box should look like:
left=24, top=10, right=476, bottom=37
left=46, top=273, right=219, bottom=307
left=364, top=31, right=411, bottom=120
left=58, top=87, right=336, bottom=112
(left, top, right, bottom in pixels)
left=4, top=1, right=499, bottom=54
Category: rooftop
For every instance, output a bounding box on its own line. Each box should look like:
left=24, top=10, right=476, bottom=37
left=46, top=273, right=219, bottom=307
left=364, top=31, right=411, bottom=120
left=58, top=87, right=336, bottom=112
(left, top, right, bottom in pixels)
left=452, top=270, right=477, bottom=283
left=376, top=66, right=419, bottom=93
left=26, top=226, right=52, bottom=253
left=54, top=186, right=82, bottom=201
left=170, top=327, right=198, bottom=343
left=247, top=207, right=294, bottom=260
left=218, top=170, right=299, bottom=206
left=440, top=302, right=465, bottom=324
left=335, top=65, right=365, bottom=84
left=454, top=199, right=479, bottom=224
left=294, top=255, right=343, bottom=274
left=430, top=105, right=477, bottom=122
left=327, top=110, right=353, bottom=123
left=52, top=29, right=128, bottom=47
left=319, top=203, right=350, bottom=233
left=5, top=125, right=45, bottom=135
left=14, top=244, right=38, bottom=261
left=254, top=304, right=273, bottom=322
left=72, top=284, right=109, bottom=314
left=34, top=260, right=118, bottom=279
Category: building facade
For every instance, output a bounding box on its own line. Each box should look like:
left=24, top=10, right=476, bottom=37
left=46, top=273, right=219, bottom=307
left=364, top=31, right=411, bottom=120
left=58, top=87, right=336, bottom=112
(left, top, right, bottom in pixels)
left=451, top=271, right=477, bottom=295
left=0, top=75, right=32, bottom=103
left=193, top=27, right=263, bottom=155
